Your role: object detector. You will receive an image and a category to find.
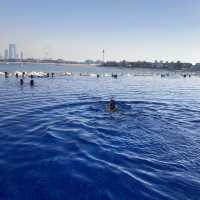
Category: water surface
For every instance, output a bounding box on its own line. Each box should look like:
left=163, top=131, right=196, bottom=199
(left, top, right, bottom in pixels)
left=0, top=64, right=200, bottom=200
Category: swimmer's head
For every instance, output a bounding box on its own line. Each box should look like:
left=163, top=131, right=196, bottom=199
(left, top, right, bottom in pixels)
left=109, top=98, right=116, bottom=111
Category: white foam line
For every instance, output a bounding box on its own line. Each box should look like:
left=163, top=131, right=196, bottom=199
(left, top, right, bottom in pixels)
left=0, top=71, right=132, bottom=78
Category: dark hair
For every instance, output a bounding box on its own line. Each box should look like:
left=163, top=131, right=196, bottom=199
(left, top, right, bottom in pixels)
left=110, top=100, right=116, bottom=110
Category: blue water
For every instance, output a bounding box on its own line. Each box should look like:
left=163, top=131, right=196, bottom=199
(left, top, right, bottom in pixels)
left=0, top=64, right=200, bottom=200
left=0, top=63, right=126, bottom=73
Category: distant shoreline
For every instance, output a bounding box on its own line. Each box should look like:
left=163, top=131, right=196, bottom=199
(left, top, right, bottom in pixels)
left=1, top=60, right=200, bottom=72
left=99, top=61, right=200, bottom=72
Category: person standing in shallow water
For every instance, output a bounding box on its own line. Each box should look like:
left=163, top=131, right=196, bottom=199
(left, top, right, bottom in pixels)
left=5, top=72, right=8, bottom=78
left=20, top=79, right=24, bottom=85
left=30, top=79, right=34, bottom=86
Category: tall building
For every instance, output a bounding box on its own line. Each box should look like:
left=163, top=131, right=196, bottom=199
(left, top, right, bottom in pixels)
left=9, top=44, right=17, bottom=59
left=20, top=51, right=24, bottom=60
left=4, top=49, right=9, bottom=60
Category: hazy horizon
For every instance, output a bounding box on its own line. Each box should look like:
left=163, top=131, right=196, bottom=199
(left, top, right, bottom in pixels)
left=1, top=0, right=200, bottom=63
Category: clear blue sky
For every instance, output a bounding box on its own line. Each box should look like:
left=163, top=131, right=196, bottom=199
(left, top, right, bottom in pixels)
left=0, top=0, right=200, bottom=62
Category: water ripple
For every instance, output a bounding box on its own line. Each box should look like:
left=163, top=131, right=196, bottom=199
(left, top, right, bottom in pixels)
left=0, top=68, right=200, bottom=200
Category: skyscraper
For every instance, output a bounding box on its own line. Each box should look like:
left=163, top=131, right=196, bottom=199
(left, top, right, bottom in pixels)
left=20, top=51, right=24, bottom=60
left=9, top=44, right=17, bottom=59
left=4, top=49, right=9, bottom=60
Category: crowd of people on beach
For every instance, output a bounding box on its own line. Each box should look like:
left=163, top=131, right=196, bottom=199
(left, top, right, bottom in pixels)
left=0, top=71, right=120, bottom=84
left=0, top=71, right=194, bottom=79
left=0, top=70, right=195, bottom=89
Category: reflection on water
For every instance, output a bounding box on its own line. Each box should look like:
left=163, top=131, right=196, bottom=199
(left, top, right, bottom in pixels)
left=0, top=64, right=200, bottom=200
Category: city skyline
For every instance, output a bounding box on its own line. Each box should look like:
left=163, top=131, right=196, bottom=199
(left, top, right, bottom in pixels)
left=2, top=44, right=23, bottom=60
left=1, top=0, right=200, bottom=63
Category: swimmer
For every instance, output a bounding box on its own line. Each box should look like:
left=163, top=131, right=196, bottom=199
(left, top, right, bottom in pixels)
left=107, top=98, right=118, bottom=112
left=5, top=72, right=8, bottom=78
left=30, top=79, right=34, bottom=86
left=20, top=79, right=24, bottom=85
left=112, top=74, right=118, bottom=79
